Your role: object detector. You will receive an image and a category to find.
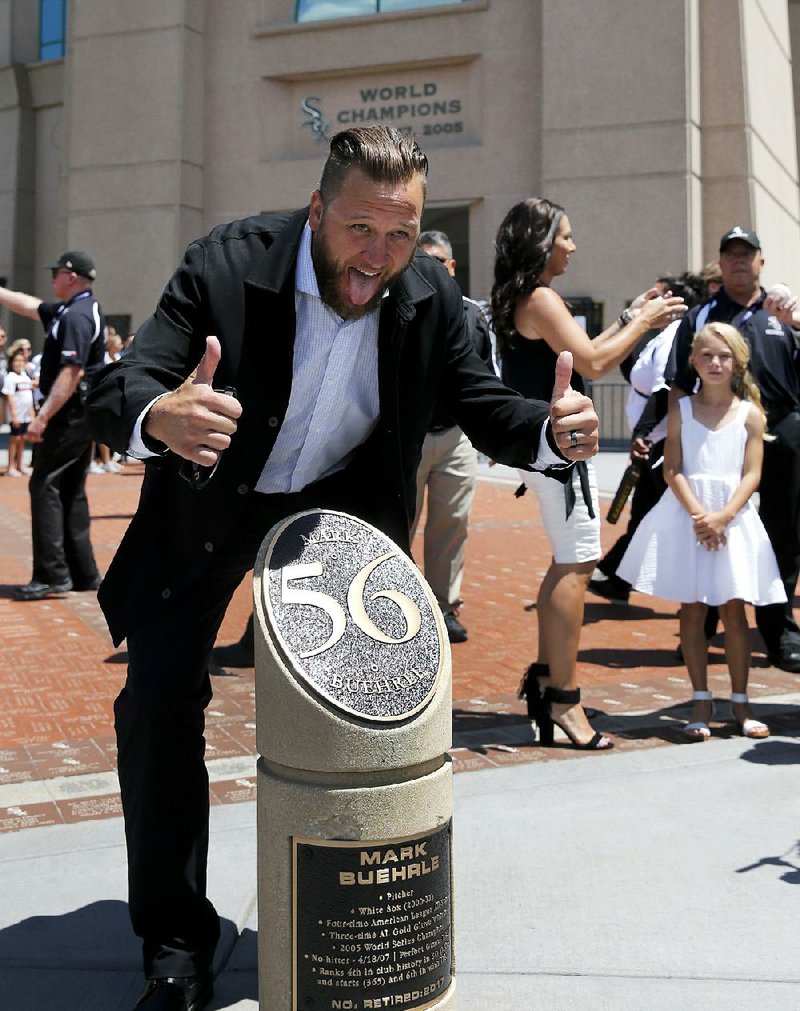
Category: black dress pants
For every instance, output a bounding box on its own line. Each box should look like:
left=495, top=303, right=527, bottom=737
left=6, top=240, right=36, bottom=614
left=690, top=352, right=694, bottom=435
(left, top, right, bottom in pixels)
left=755, top=410, right=800, bottom=654
left=598, top=442, right=668, bottom=584
left=115, top=471, right=378, bottom=978
left=29, top=411, right=99, bottom=587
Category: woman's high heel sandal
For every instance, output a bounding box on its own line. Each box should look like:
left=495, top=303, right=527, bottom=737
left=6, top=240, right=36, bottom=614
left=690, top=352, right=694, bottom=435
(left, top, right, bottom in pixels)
left=518, top=662, right=548, bottom=721
left=533, top=685, right=613, bottom=751
left=683, top=689, right=713, bottom=741
left=730, top=692, right=770, bottom=739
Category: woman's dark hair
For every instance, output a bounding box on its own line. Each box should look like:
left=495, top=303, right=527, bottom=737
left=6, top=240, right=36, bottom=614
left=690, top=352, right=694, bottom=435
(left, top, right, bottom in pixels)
left=491, top=198, right=565, bottom=352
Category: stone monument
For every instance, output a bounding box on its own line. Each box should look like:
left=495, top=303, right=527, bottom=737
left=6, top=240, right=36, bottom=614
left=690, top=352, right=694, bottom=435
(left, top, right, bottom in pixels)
left=253, top=509, right=455, bottom=1011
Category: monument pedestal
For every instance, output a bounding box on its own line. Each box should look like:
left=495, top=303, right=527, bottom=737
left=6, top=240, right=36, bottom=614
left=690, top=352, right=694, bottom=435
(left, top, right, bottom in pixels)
left=253, top=510, right=455, bottom=1011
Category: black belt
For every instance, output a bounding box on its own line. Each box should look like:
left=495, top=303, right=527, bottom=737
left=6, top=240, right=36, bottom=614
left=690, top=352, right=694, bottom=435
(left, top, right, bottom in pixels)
left=563, top=461, right=596, bottom=521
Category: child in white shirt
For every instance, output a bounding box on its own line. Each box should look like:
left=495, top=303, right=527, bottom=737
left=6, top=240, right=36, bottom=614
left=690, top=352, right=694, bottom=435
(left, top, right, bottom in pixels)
left=2, top=348, right=35, bottom=476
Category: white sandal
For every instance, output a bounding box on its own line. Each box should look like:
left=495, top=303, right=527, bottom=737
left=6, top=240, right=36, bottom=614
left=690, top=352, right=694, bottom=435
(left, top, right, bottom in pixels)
left=731, top=693, right=770, bottom=739
left=683, top=690, right=713, bottom=741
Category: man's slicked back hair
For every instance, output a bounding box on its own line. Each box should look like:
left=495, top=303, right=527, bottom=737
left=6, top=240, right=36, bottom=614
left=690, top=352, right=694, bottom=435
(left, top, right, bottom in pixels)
left=319, top=126, right=429, bottom=201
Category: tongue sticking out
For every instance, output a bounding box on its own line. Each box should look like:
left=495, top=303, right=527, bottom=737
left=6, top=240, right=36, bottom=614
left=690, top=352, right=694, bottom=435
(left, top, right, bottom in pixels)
left=346, top=266, right=383, bottom=306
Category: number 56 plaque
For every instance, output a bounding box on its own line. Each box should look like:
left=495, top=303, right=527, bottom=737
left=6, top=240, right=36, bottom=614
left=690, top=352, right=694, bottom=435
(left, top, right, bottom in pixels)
left=262, top=510, right=443, bottom=722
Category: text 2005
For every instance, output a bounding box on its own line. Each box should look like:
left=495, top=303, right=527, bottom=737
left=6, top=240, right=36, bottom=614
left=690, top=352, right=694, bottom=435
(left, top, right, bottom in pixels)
left=422, top=121, right=463, bottom=135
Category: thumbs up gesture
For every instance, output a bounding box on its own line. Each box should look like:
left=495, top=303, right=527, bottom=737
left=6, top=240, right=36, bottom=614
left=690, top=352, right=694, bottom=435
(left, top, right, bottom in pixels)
left=144, top=336, right=242, bottom=465
left=548, top=350, right=599, bottom=460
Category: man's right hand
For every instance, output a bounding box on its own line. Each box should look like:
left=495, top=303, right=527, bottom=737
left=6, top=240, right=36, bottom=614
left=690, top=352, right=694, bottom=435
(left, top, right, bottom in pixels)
left=630, top=436, right=650, bottom=461
left=144, top=336, right=242, bottom=465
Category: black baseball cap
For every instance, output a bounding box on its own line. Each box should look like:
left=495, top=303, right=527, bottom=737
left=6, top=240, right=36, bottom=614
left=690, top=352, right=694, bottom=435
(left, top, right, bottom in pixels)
left=719, top=226, right=760, bottom=252
left=47, top=251, right=97, bottom=280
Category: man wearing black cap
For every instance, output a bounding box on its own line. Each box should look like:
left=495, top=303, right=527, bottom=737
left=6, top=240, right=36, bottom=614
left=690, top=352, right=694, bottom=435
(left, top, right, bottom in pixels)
left=667, top=226, right=800, bottom=671
left=0, top=252, right=105, bottom=599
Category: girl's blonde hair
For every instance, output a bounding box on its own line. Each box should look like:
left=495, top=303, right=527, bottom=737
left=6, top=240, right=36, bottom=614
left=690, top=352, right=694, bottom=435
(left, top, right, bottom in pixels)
left=6, top=337, right=30, bottom=357
left=691, top=322, right=768, bottom=423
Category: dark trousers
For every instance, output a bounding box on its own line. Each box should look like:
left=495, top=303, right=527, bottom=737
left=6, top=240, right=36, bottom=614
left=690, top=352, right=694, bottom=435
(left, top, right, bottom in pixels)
left=599, top=442, right=668, bottom=585
left=754, top=410, right=800, bottom=654
left=115, top=472, right=374, bottom=978
left=29, top=412, right=99, bottom=586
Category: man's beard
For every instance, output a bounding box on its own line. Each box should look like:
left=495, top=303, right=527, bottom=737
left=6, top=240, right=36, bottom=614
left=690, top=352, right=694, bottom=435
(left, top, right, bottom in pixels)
left=312, top=226, right=408, bottom=321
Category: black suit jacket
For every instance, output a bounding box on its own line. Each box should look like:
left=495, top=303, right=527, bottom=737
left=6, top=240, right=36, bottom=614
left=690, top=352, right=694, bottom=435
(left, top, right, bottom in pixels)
left=89, top=208, right=556, bottom=643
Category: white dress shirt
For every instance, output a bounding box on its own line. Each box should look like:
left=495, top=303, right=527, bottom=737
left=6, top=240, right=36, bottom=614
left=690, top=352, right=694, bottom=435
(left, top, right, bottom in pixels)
left=129, top=223, right=563, bottom=482
left=256, top=224, right=380, bottom=493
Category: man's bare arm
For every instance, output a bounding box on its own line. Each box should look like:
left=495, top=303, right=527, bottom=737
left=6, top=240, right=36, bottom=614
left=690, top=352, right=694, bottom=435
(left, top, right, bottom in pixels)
left=26, top=364, right=84, bottom=442
left=0, top=284, right=43, bottom=320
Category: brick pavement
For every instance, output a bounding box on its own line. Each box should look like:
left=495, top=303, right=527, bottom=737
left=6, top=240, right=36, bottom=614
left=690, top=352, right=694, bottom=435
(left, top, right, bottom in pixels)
left=1, top=460, right=798, bottom=833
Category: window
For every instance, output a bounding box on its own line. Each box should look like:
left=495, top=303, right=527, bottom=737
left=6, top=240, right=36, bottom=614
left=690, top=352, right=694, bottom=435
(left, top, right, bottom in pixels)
left=40, top=0, right=67, bottom=61
left=296, top=0, right=460, bottom=23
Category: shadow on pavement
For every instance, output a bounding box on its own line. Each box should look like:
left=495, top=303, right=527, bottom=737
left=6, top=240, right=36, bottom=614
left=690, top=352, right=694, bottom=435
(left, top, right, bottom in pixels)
left=0, top=899, right=138, bottom=972
left=579, top=645, right=690, bottom=668
left=739, top=738, right=800, bottom=764
left=0, top=901, right=258, bottom=1010
left=583, top=601, right=678, bottom=624
left=736, top=838, right=800, bottom=886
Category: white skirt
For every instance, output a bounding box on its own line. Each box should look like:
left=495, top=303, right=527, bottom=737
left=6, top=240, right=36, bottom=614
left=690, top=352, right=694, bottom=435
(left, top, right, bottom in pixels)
left=517, top=462, right=601, bottom=565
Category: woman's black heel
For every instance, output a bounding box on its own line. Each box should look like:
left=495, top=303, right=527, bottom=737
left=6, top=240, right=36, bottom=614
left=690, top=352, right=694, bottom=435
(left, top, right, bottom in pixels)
left=518, top=662, right=550, bottom=744
left=532, top=696, right=555, bottom=745
left=542, top=686, right=613, bottom=751
left=517, top=661, right=549, bottom=720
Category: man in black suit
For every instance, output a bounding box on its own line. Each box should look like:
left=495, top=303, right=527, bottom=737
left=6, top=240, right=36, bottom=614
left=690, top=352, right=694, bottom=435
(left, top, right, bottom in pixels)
left=89, top=126, right=598, bottom=1011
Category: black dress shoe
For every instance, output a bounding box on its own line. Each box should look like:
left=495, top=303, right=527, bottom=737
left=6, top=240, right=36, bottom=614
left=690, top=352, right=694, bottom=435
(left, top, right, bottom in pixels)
left=13, top=578, right=73, bottom=601
left=133, top=972, right=213, bottom=1011
left=443, top=612, right=468, bottom=643
left=768, top=650, right=800, bottom=673
left=72, top=574, right=102, bottom=591
left=587, top=574, right=630, bottom=604
left=211, top=640, right=255, bottom=668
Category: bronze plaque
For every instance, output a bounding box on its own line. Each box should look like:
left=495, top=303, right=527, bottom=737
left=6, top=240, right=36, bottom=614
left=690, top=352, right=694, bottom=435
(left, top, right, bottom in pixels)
left=263, top=510, right=443, bottom=722
left=293, top=822, right=453, bottom=1010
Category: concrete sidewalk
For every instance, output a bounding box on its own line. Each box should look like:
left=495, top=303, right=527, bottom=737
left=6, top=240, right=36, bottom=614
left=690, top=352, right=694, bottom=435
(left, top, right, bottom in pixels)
left=1, top=734, right=799, bottom=1009
left=1, top=448, right=799, bottom=1009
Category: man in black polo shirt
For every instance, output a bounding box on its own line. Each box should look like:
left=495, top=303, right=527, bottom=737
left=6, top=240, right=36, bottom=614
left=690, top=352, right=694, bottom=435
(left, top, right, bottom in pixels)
left=0, top=252, right=105, bottom=599
left=667, top=226, right=800, bottom=671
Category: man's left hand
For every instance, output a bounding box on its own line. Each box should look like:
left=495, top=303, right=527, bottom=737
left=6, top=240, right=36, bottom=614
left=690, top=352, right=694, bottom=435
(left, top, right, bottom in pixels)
left=548, top=350, right=599, bottom=461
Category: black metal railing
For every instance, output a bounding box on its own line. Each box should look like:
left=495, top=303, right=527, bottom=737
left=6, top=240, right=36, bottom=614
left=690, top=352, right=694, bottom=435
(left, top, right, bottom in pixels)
left=585, top=380, right=630, bottom=449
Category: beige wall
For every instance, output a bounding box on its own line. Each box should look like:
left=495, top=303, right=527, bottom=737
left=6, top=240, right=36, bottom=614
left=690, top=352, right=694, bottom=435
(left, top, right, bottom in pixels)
left=702, top=0, right=800, bottom=291
left=62, top=0, right=206, bottom=329
left=541, top=0, right=700, bottom=317
left=0, top=58, right=64, bottom=345
left=2, top=0, right=800, bottom=339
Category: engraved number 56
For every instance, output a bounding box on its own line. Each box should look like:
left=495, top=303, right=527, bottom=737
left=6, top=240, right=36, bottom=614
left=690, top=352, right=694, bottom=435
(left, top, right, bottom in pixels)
left=281, top=552, right=422, bottom=659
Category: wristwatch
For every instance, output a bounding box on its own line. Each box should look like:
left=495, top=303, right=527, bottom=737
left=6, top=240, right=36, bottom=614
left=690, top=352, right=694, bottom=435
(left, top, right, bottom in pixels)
left=617, top=308, right=633, bottom=328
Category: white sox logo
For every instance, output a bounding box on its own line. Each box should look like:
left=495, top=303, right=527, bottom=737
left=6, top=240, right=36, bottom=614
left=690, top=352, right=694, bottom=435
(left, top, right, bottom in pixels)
left=301, top=96, right=330, bottom=143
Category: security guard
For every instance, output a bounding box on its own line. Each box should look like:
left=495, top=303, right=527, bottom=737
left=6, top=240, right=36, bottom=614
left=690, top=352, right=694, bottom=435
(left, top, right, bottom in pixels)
left=0, top=251, right=106, bottom=599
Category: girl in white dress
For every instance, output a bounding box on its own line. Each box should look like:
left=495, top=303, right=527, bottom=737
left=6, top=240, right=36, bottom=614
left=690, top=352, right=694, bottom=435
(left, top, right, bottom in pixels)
left=618, top=323, right=785, bottom=741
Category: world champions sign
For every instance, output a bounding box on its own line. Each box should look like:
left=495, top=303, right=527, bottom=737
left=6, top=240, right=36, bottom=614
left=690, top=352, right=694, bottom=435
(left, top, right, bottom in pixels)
left=297, top=71, right=469, bottom=150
